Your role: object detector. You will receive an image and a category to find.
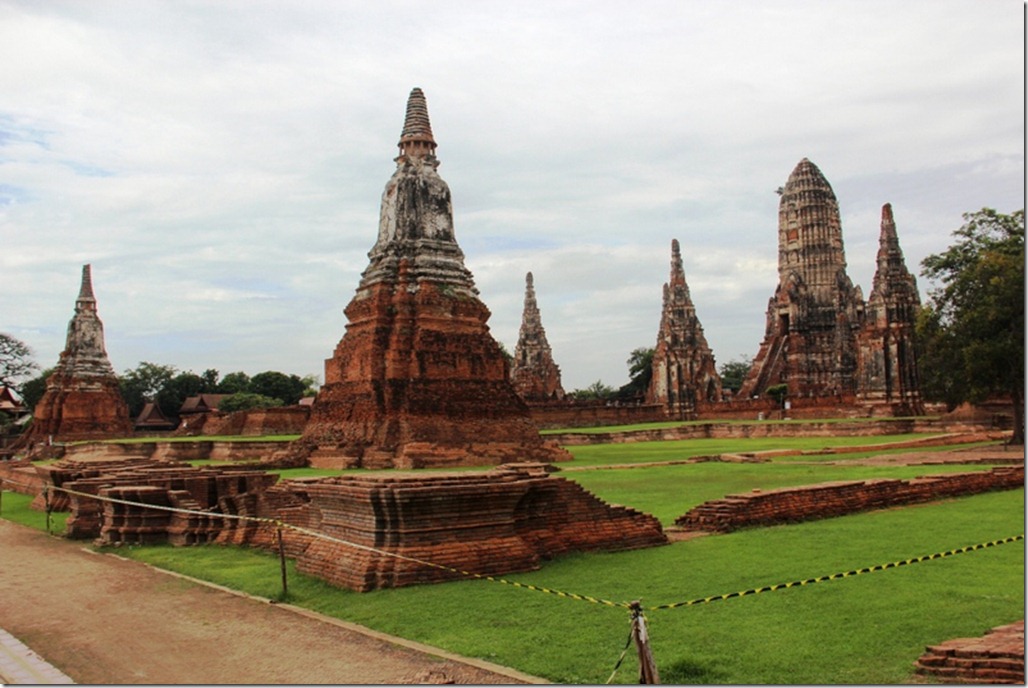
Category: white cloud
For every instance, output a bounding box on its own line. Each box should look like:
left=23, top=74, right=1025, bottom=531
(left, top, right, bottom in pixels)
left=0, top=0, right=1022, bottom=392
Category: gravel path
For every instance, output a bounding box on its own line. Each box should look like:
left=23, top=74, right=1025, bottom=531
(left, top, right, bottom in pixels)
left=0, top=519, right=540, bottom=684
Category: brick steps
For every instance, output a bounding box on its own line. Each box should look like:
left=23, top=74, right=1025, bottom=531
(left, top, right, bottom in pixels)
left=915, top=621, right=1024, bottom=684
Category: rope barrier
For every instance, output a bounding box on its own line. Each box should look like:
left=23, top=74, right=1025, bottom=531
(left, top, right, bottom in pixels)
left=1, top=477, right=1023, bottom=613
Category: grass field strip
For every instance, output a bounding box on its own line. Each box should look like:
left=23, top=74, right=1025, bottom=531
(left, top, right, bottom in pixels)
left=6, top=478, right=1023, bottom=614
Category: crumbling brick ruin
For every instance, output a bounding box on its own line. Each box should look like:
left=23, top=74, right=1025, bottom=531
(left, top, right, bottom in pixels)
left=647, top=239, right=722, bottom=418
left=914, top=620, right=1024, bottom=684
left=32, top=458, right=666, bottom=591
left=299, top=88, right=568, bottom=469
left=18, top=265, right=132, bottom=446
left=738, top=160, right=923, bottom=415
left=739, top=159, right=865, bottom=401
left=291, top=464, right=667, bottom=591
left=510, top=272, right=566, bottom=402
left=673, top=465, right=1024, bottom=533
left=856, top=203, right=924, bottom=415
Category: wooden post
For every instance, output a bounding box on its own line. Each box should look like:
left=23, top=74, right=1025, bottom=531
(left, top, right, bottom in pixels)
left=44, top=485, right=52, bottom=535
left=629, top=600, right=660, bottom=684
left=277, top=525, right=288, bottom=599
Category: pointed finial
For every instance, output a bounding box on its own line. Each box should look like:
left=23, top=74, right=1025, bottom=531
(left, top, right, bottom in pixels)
left=397, top=87, right=437, bottom=161
left=526, top=271, right=534, bottom=288
left=76, top=264, right=97, bottom=312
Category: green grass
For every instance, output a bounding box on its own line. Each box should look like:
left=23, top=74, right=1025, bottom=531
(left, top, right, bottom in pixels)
left=0, top=491, right=69, bottom=534
left=108, top=490, right=1023, bottom=684
left=567, top=461, right=998, bottom=525
left=561, top=434, right=950, bottom=467
left=3, top=425, right=1021, bottom=684
left=543, top=416, right=939, bottom=435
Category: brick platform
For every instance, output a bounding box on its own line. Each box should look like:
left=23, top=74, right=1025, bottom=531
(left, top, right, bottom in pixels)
left=674, top=466, right=1024, bottom=533
left=914, top=620, right=1024, bottom=684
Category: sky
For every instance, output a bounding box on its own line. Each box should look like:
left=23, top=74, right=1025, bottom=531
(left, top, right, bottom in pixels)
left=1, top=0, right=1023, bottom=393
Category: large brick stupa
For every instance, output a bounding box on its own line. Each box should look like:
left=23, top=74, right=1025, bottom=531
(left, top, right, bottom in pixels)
left=301, top=88, right=569, bottom=469
left=21, top=265, right=132, bottom=445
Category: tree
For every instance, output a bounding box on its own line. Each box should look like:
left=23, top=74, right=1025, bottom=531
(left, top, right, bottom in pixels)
left=160, top=372, right=206, bottom=417
left=570, top=380, right=616, bottom=401
left=719, top=355, right=753, bottom=394
left=120, top=362, right=177, bottom=418
left=0, top=333, right=38, bottom=388
left=19, top=368, right=53, bottom=411
left=250, top=371, right=307, bottom=406
left=617, top=347, right=654, bottom=400
left=218, top=371, right=251, bottom=395
left=919, top=208, right=1024, bottom=444
left=218, top=392, right=283, bottom=413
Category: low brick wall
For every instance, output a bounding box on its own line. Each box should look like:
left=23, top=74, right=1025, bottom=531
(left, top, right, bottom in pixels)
left=914, top=620, right=1024, bottom=684
left=674, top=466, right=1024, bottom=533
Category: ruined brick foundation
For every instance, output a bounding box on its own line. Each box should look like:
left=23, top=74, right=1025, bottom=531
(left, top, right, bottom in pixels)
left=674, top=466, right=1023, bottom=533
left=914, top=621, right=1024, bottom=684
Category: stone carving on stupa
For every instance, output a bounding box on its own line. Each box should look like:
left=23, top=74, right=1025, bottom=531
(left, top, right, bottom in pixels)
left=856, top=204, right=924, bottom=415
left=300, top=88, right=569, bottom=468
left=738, top=158, right=865, bottom=400
left=21, top=265, right=132, bottom=444
left=647, top=239, right=722, bottom=419
left=510, top=272, right=565, bottom=402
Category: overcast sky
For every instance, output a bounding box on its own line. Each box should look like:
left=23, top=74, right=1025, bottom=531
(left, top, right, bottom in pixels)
left=1, top=1, right=1023, bottom=392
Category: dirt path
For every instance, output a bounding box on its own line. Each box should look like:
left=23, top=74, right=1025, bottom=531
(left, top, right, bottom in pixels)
left=0, top=520, right=539, bottom=684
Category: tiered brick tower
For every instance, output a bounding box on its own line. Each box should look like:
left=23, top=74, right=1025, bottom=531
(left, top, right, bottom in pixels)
left=647, top=239, right=722, bottom=418
left=510, top=272, right=565, bottom=401
left=739, top=159, right=865, bottom=400
left=856, top=204, right=923, bottom=415
left=22, top=265, right=132, bottom=443
left=301, top=88, right=568, bottom=468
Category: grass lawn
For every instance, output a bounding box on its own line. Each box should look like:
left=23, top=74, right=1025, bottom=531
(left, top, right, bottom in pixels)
left=567, top=460, right=1000, bottom=525
left=1, top=427, right=1021, bottom=684
left=83, top=491, right=1027, bottom=684
left=561, top=434, right=958, bottom=467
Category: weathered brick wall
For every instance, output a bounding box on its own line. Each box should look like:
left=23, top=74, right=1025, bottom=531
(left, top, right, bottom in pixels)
left=675, top=466, right=1024, bottom=533
left=914, top=620, right=1024, bottom=684
left=284, top=464, right=668, bottom=591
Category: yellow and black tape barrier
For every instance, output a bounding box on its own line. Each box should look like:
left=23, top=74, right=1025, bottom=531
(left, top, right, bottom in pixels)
left=647, top=534, right=1024, bottom=611
left=3, top=478, right=1023, bottom=612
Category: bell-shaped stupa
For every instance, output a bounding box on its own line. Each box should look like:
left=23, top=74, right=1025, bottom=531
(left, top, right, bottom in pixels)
left=21, top=265, right=132, bottom=444
left=301, top=89, right=568, bottom=468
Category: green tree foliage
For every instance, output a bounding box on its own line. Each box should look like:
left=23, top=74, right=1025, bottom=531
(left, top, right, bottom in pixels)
left=160, top=372, right=207, bottom=417
left=617, top=347, right=654, bottom=400
left=0, top=333, right=38, bottom=388
left=918, top=208, right=1024, bottom=443
left=570, top=380, right=617, bottom=401
left=19, top=368, right=52, bottom=411
left=217, top=371, right=251, bottom=395
left=719, top=355, right=753, bottom=393
left=249, top=371, right=307, bottom=406
left=218, top=392, right=283, bottom=413
left=120, top=362, right=177, bottom=418
left=765, top=383, right=788, bottom=406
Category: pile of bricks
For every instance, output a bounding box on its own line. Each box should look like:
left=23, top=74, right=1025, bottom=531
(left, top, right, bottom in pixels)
left=914, top=621, right=1024, bottom=684
left=674, top=466, right=1024, bottom=533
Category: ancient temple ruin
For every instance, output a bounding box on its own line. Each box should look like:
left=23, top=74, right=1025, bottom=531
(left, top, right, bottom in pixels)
left=510, top=272, right=565, bottom=402
left=738, top=159, right=923, bottom=413
left=856, top=204, right=923, bottom=415
left=647, top=239, right=722, bottom=418
left=739, top=159, right=866, bottom=400
left=300, top=88, right=569, bottom=468
left=21, top=265, right=132, bottom=444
